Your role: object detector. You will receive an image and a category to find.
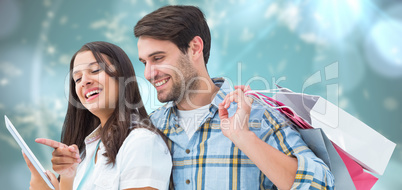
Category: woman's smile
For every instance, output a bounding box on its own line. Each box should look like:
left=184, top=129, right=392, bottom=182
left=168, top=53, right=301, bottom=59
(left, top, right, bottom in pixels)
left=84, top=87, right=103, bottom=102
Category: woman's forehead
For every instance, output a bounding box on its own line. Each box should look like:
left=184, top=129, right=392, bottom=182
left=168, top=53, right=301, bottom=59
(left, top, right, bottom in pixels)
left=72, top=51, right=110, bottom=72
left=72, top=62, right=99, bottom=75
left=73, top=51, right=97, bottom=66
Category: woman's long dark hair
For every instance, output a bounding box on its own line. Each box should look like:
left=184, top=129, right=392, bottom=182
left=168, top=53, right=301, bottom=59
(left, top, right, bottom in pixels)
left=62, top=41, right=165, bottom=165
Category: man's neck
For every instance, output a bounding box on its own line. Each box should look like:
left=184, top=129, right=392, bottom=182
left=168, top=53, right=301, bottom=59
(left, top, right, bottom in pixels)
left=176, top=77, right=220, bottom=111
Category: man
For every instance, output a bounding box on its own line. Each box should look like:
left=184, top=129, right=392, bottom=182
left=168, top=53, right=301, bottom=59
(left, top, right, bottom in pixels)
left=134, top=5, right=334, bottom=189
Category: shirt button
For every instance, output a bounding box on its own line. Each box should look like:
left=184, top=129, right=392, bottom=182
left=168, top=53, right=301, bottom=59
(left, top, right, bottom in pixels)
left=185, top=149, right=190, bottom=154
left=186, top=179, right=190, bottom=184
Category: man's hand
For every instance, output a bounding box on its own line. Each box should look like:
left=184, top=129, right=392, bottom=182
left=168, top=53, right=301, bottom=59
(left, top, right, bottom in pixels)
left=35, top=138, right=80, bottom=179
left=218, top=86, right=254, bottom=144
left=22, top=152, right=59, bottom=190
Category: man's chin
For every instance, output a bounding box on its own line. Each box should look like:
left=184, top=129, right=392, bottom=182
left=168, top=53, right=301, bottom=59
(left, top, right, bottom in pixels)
left=157, top=93, right=180, bottom=103
left=157, top=94, right=170, bottom=103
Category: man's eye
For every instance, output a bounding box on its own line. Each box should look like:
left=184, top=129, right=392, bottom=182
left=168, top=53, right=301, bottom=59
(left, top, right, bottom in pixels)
left=154, top=56, right=163, bottom=61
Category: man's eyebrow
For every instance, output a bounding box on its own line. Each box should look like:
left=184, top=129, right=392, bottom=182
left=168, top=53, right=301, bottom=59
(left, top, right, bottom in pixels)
left=139, top=51, right=165, bottom=62
left=72, top=62, right=98, bottom=75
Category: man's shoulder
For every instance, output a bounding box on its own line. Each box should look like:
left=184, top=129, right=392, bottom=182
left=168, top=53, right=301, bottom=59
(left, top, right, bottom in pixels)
left=149, top=103, right=171, bottom=118
left=249, top=99, right=289, bottom=125
left=149, top=103, right=172, bottom=130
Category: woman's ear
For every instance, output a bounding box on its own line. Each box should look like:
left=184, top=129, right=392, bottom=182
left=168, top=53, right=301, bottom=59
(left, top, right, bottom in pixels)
left=188, top=36, right=204, bottom=62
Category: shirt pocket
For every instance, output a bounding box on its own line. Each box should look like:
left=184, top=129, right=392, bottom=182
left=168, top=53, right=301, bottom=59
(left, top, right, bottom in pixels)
left=94, top=172, right=119, bottom=190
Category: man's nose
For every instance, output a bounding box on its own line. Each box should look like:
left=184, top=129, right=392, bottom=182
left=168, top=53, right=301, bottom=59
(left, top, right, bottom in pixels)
left=144, top=64, right=158, bottom=82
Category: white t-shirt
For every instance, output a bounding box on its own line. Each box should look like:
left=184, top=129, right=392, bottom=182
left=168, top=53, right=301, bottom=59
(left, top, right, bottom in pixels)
left=176, top=104, right=210, bottom=139
left=73, top=126, right=172, bottom=190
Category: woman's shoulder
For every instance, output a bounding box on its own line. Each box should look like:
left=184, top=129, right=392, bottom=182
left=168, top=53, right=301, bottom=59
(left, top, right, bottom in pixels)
left=116, top=129, right=171, bottom=190
left=121, top=127, right=168, bottom=153
left=128, top=127, right=162, bottom=140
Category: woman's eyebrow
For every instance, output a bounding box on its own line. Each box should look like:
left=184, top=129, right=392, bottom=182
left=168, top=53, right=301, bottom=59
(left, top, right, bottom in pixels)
left=72, top=62, right=98, bottom=75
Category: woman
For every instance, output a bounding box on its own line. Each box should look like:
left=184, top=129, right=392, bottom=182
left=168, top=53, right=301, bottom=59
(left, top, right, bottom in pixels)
left=22, top=41, right=172, bottom=190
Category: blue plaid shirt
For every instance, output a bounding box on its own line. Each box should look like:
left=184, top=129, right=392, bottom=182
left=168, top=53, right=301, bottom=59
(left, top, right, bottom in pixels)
left=150, top=78, right=335, bottom=190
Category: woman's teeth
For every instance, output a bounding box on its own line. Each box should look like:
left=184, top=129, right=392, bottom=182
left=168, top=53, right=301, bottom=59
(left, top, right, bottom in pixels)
left=86, top=90, right=100, bottom=98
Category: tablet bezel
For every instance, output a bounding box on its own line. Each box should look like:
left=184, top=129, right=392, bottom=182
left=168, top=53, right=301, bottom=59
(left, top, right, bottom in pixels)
left=4, top=115, right=55, bottom=190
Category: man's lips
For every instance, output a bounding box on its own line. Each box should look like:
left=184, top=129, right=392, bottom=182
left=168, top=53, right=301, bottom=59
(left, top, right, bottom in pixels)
left=154, top=77, right=170, bottom=88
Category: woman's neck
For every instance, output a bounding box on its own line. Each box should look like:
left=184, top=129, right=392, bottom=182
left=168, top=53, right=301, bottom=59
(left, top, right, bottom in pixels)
left=97, top=112, right=113, bottom=128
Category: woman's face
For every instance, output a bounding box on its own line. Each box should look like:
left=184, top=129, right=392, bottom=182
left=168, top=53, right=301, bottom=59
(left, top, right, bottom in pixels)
left=72, top=51, right=119, bottom=119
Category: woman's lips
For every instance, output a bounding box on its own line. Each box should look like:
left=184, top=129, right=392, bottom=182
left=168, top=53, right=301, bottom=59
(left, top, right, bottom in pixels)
left=86, top=93, right=100, bottom=102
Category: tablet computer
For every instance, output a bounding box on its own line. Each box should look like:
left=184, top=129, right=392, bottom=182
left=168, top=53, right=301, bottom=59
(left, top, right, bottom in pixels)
left=4, top=115, right=55, bottom=189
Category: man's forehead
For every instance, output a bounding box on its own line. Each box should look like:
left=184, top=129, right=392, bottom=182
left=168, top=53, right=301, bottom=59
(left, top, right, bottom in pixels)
left=138, top=37, right=175, bottom=49
left=138, top=38, right=176, bottom=59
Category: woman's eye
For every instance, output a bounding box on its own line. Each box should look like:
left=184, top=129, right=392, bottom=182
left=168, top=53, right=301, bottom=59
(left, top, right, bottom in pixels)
left=75, top=78, right=81, bottom=83
left=92, top=69, right=101, bottom=73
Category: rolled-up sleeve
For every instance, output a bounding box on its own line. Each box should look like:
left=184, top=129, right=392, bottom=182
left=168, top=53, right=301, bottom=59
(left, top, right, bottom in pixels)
left=262, top=110, right=335, bottom=190
left=291, top=153, right=334, bottom=189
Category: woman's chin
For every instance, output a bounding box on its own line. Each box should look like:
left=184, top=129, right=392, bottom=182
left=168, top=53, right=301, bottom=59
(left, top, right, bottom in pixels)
left=83, top=102, right=99, bottom=110
left=85, top=104, right=116, bottom=118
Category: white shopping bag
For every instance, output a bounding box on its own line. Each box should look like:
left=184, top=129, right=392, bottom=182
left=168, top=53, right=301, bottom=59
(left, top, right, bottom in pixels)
left=274, top=87, right=396, bottom=175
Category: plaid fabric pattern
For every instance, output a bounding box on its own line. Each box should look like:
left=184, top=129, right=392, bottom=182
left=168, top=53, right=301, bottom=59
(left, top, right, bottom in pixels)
left=150, top=78, right=335, bottom=190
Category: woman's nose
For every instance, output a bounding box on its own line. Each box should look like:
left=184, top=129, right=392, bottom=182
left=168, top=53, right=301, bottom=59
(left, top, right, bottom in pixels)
left=80, top=73, right=93, bottom=87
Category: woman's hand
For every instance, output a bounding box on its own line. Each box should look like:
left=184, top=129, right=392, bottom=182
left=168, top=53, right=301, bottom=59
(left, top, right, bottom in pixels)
left=22, top=152, right=59, bottom=190
left=35, top=138, right=81, bottom=179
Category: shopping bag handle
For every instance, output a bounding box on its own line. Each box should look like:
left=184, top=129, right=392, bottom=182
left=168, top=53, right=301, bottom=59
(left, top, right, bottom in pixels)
left=245, top=90, right=313, bottom=129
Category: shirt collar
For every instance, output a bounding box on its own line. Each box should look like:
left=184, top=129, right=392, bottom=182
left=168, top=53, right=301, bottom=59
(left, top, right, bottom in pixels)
left=210, top=77, right=232, bottom=107
left=84, top=125, right=102, bottom=145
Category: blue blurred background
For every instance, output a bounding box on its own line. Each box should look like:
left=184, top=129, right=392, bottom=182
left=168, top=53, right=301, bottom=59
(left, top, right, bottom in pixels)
left=0, top=0, right=401, bottom=189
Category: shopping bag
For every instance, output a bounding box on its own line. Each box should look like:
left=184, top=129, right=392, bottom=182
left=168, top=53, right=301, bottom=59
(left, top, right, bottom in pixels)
left=248, top=91, right=359, bottom=189
left=333, top=143, right=378, bottom=189
left=246, top=89, right=380, bottom=189
left=296, top=128, right=356, bottom=190
left=273, top=86, right=396, bottom=176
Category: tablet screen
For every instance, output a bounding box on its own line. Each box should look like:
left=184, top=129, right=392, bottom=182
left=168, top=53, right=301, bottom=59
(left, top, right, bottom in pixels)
left=4, top=115, right=55, bottom=190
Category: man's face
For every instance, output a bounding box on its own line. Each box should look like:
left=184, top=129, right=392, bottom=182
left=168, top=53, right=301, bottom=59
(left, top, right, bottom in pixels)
left=138, top=36, right=199, bottom=103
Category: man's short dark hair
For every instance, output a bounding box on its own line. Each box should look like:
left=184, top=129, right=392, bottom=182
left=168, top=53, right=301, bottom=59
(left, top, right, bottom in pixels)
left=134, top=5, right=211, bottom=65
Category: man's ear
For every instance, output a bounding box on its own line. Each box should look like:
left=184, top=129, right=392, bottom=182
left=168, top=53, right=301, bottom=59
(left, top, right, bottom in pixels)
left=188, top=36, right=204, bottom=62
